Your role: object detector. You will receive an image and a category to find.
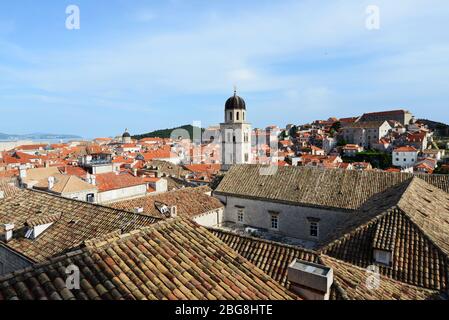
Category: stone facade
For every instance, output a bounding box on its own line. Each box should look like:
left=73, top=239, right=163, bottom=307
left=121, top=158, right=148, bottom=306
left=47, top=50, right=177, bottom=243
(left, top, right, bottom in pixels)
left=215, top=194, right=351, bottom=246
left=98, top=184, right=148, bottom=203
left=342, top=121, right=391, bottom=148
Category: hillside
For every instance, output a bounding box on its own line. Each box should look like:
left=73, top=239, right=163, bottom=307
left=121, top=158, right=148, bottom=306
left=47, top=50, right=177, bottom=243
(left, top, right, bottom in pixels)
left=133, top=125, right=204, bottom=140
left=418, top=119, right=449, bottom=137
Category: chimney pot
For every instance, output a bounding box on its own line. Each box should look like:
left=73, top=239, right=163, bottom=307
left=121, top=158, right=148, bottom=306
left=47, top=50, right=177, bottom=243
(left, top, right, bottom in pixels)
left=3, top=223, right=14, bottom=242
left=134, top=207, right=144, bottom=214
left=170, top=205, right=177, bottom=218
left=287, top=259, right=333, bottom=300
left=48, top=176, right=55, bottom=190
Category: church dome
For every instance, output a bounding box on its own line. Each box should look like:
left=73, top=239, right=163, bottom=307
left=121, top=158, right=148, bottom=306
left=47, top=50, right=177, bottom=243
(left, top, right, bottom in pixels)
left=225, top=90, right=246, bottom=110
left=122, top=129, right=131, bottom=138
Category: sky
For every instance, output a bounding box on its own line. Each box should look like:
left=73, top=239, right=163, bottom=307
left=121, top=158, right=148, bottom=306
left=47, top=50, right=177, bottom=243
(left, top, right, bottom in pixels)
left=0, top=0, right=448, bottom=138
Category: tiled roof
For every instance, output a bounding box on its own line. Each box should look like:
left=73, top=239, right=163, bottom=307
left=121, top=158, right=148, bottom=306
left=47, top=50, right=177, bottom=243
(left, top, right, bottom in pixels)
left=214, top=165, right=449, bottom=211
left=0, top=179, right=21, bottom=198
left=210, top=229, right=319, bottom=287
left=183, top=164, right=221, bottom=174
left=394, top=146, right=418, bottom=152
left=110, top=187, right=223, bottom=219
left=362, top=110, right=408, bottom=117
left=34, top=174, right=96, bottom=194
left=320, top=255, right=442, bottom=300
left=320, top=178, right=449, bottom=292
left=22, top=167, right=60, bottom=184
left=0, top=219, right=295, bottom=300
left=95, top=172, right=147, bottom=192
left=0, top=189, right=160, bottom=262
left=210, top=228, right=441, bottom=300
left=145, top=160, right=190, bottom=178
left=344, top=121, right=389, bottom=129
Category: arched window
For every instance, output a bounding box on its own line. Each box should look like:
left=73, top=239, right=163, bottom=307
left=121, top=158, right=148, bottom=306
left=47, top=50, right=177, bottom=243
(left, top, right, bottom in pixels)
left=237, top=112, right=240, bottom=121
left=243, top=112, right=245, bottom=121
left=229, top=112, right=233, bottom=121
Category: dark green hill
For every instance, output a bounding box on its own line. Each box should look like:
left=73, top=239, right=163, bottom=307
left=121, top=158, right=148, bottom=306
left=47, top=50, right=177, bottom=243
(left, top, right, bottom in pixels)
left=133, top=125, right=204, bottom=140
left=418, top=119, right=449, bottom=137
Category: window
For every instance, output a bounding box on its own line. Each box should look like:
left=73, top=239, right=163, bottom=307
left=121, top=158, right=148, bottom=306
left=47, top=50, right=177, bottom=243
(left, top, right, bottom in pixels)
left=403, top=158, right=406, bottom=162
left=87, top=193, right=95, bottom=203
left=244, top=153, right=249, bottom=162
left=396, top=158, right=399, bottom=162
left=271, top=214, right=279, bottom=230
left=310, top=222, right=319, bottom=238
left=374, top=249, right=391, bottom=266
left=233, top=135, right=236, bottom=143
left=229, top=112, right=233, bottom=121
left=236, top=112, right=240, bottom=121
left=237, top=209, right=244, bottom=223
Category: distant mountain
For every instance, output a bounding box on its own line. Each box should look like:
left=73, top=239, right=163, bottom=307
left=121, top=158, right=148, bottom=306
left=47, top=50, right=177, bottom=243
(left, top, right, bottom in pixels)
left=0, top=132, right=82, bottom=141
left=418, top=119, right=449, bottom=137
left=133, top=125, right=204, bottom=140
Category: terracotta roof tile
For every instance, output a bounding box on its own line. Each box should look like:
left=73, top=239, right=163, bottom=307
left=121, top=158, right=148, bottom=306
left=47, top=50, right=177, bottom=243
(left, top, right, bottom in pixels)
left=214, top=165, right=449, bottom=211
left=0, top=219, right=295, bottom=300
left=0, top=189, right=160, bottom=262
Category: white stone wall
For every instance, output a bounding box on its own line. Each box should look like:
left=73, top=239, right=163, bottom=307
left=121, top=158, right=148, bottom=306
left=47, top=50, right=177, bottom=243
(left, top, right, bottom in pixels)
left=61, top=189, right=98, bottom=203
left=97, top=184, right=147, bottom=203
left=193, top=208, right=225, bottom=227
left=216, top=195, right=352, bottom=243
left=393, top=151, right=418, bottom=168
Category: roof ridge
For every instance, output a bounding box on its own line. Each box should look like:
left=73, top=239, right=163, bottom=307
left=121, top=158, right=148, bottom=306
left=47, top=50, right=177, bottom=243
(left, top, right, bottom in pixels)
left=85, top=218, right=178, bottom=250
left=59, top=174, right=72, bottom=193
left=23, top=187, right=163, bottom=221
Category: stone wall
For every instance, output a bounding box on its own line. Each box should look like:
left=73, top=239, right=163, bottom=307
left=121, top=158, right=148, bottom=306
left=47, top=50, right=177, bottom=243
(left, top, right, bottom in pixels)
left=216, top=194, right=352, bottom=244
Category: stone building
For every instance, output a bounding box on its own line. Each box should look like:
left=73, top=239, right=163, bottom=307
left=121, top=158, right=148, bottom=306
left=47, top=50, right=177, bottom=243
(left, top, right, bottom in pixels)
left=213, top=164, right=449, bottom=247
left=359, top=109, right=414, bottom=126
left=341, top=120, right=392, bottom=148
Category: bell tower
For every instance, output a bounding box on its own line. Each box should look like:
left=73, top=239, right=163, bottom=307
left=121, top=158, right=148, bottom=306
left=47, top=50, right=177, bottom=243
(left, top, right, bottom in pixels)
left=220, top=88, right=252, bottom=171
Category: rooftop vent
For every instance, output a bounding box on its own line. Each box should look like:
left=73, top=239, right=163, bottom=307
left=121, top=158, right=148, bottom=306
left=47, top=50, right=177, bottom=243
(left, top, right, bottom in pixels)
left=0, top=191, right=4, bottom=199
left=287, top=259, right=333, bottom=300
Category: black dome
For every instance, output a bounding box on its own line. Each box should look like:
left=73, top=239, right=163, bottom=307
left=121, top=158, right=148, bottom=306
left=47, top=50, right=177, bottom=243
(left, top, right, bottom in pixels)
left=225, top=92, right=246, bottom=110
left=122, top=130, right=131, bottom=138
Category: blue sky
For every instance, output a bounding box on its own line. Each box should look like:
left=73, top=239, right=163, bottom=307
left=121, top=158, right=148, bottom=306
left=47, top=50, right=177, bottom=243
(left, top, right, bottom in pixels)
left=0, top=0, right=448, bottom=138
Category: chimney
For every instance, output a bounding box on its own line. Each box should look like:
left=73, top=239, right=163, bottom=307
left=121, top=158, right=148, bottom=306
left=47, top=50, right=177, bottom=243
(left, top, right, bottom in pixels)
left=134, top=207, right=144, bottom=214
left=133, top=168, right=138, bottom=177
left=91, top=175, right=96, bottom=186
left=19, top=165, right=27, bottom=179
left=3, top=223, right=14, bottom=242
left=170, top=205, right=177, bottom=218
left=48, top=176, right=55, bottom=190
left=287, top=259, right=333, bottom=300
left=0, top=191, right=4, bottom=199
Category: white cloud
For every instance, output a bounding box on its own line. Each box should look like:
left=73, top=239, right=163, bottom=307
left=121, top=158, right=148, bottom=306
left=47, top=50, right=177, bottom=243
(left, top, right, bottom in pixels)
left=1, top=0, right=449, bottom=127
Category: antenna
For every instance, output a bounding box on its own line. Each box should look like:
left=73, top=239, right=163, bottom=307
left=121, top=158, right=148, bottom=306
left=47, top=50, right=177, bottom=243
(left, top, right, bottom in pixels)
left=233, top=85, right=237, bottom=96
